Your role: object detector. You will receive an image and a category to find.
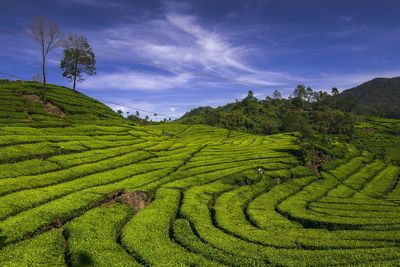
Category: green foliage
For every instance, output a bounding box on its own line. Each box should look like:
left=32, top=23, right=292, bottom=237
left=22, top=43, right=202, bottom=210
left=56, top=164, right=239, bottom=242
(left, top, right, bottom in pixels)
left=0, top=80, right=122, bottom=124
left=0, top=81, right=399, bottom=265
left=179, top=85, right=357, bottom=136
left=121, top=188, right=217, bottom=266
left=66, top=204, right=140, bottom=266
left=60, top=34, right=96, bottom=91
left=173, top=219, right=256, bottom=266
left=0, top=230, right=65, bottom=266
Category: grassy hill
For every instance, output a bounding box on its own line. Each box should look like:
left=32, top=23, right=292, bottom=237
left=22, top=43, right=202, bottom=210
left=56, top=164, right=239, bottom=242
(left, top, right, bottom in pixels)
left=339, top=77, right=400, bottom=118
left=0, top=80, right=399, bottom=266
left=0, top=80, right=122, bottom=127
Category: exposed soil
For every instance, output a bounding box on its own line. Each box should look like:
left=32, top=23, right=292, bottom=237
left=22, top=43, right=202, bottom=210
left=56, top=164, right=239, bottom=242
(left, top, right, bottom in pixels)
left=306, top=149, right=331, bottom=177
left=102, top=190, right=153, bottom=212
left=51, top=217, right=64, bottom=229
left=23, top=93, right=66, bottom=117
left=117, top=190, right=153, bottom=211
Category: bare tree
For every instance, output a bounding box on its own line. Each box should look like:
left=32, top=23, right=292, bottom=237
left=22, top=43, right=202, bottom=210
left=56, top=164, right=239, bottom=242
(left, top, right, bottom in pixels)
left=29, top=16, right=63, bottom=101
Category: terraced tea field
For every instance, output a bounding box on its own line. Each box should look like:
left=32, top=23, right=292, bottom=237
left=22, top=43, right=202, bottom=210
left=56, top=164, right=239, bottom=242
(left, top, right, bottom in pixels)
left=0, top=81, right=399, bottom=266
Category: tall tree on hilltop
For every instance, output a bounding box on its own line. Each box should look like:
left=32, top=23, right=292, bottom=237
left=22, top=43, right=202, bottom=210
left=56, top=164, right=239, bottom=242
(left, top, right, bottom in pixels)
left=60, top=33, right=96, bottom=91
left=292, top=84, right=307, bottom=109
left=305, top=87, right=313, bottom=102
left=272, top=89, right=282, bottom=99
left=29, top=16, right=63, bottom=101
left=331, top=87, right=339, bottom=95
left=293, top=85, right=307, bottom=100
left=244, top=90, right=257, bottom=103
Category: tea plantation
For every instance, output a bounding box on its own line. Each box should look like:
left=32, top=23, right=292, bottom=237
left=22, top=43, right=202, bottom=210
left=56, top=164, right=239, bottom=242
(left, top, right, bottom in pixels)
left=0, top=80, right=399, bottom=266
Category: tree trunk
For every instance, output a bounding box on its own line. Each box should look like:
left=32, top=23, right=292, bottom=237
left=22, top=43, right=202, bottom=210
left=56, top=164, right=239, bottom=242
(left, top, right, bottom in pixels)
left=41, top=51, right=46, bottom=103
left=42, top=55, right=46, bottom=86
left=72, top=55, right=78, bottom=91
left=72, top=74, right=77, bottom=91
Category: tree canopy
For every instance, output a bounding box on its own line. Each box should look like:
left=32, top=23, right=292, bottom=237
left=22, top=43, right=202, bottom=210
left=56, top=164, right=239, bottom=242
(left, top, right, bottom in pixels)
left=60, top=33, right=96, bottom=91
left=180, top=85, right=357, bottom=136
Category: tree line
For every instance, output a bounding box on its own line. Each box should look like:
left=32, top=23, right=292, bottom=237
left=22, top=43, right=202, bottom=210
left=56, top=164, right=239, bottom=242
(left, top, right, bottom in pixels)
left=180, top=85, right=358, bottom=137
left=29, top=16, right=96, bottom=102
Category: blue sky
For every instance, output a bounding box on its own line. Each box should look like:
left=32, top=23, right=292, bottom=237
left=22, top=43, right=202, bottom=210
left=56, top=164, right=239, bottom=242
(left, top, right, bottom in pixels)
left=1, top=0, right=400, bottom=119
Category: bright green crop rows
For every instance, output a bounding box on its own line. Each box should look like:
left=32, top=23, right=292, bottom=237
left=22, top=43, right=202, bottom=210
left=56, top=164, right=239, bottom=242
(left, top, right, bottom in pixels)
left=0, top=80, right=124, bottom=127
left=0, top=91, right=399, bottom=265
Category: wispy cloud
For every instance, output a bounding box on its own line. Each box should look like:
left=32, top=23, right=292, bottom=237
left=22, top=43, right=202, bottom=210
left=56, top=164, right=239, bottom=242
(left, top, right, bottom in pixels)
left=234, top=71, right=301, bottom=87
left=63, top=1, right=400, bottom=114
left=83, top=71, right=193, bottom=91
left=94, top=13, right=255, bottom=73
left=100, top=96, right=186, bottom=120
left=82, top=10, right=298, bottom=92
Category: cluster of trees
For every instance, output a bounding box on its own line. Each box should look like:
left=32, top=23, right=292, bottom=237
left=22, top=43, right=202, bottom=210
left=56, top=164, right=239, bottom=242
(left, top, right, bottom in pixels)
left=116, top=110, right=173, bottom=124
left=180, top=85, right=358, bottom=137
left=29, top=16, right=96, bottom=101
left=119, top=110, right=147, bottom=122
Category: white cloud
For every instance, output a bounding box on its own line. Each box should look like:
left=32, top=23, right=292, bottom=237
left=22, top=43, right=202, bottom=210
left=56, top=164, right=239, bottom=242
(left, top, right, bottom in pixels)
left=95, top=13, right=255, bottom=74
left=80, top=7, right=399, bottom=97
left=234, top=71, right=300, bottom=87
left=102, top=97, right=184, bottom=120
left=82, top=71, right=193, bottom=91
left=84, top=11, right=299, bottom=91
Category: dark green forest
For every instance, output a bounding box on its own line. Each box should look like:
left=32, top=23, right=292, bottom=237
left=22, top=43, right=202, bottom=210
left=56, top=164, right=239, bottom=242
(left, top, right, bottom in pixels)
left=339, top=77, right=400, bottom=118
left=180, top=77, right=400, bottom=136
left=180, top=85, right=357, bottom=136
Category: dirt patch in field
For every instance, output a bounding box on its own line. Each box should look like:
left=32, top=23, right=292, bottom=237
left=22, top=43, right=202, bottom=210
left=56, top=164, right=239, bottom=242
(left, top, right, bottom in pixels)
left=117, top=190, right=153, bottom=211
left=102, top=190, right=153, bottom=212
left=52, top=218, right=64, bottom=229
left=23, top=93, right=65, bottom=117
left=306, top=149, right=331, bottom=177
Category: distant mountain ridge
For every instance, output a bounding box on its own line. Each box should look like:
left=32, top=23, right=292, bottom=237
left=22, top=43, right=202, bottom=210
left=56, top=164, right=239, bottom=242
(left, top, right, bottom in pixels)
left=339, top=77, right=400, bottom=118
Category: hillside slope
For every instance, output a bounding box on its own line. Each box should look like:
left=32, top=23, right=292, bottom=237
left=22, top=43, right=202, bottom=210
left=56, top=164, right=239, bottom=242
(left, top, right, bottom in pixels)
left=0, top=80, right=122, bottom=126
left=0, top=114, right=399, bottom=265
left=0, top=80, right=399, bottom=266
left=339, top=77, right=400, bottom=118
